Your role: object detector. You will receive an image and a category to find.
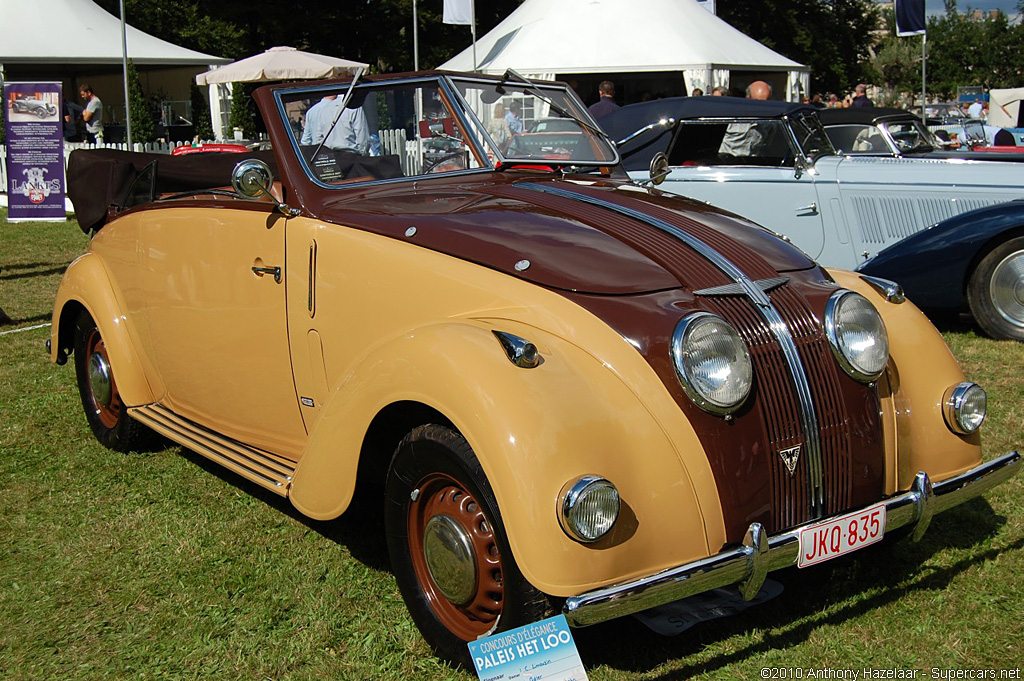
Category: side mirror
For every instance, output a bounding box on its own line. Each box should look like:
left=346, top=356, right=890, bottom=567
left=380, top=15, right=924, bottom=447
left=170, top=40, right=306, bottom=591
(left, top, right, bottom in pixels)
left=648, top=152, right=670, bottom=186
left=231, top=159, right=301, bottom=217
left=231, top=159, right=274, bottom=198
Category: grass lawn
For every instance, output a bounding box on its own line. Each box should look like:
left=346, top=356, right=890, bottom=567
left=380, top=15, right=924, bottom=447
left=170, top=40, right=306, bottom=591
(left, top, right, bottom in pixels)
left=1, top=208, right=1021, bottom=679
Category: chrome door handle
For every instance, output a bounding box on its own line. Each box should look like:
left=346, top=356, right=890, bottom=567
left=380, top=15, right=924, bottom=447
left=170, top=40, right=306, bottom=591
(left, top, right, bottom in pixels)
left=796, top=202, right=818, bottom=215
left=251, top=265, right=282, bottom=283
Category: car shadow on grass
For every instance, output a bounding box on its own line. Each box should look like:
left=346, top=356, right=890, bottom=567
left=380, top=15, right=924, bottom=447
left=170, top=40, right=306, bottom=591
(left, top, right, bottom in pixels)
left=571, top=496, right=1016, bottom=677
left=0, top=263, right=69, bottom=281
left=173, top=446, right=391, bottom=572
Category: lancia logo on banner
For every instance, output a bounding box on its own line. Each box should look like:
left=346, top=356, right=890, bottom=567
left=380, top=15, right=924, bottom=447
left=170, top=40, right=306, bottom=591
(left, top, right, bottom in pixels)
left=779, top=445, right=801, bottom=476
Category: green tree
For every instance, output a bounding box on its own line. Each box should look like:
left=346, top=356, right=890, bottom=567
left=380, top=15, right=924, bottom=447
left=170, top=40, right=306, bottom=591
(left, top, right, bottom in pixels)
left=126, top=59, right=157, bottom=144
left=717, top=0, right=880, bottom=94
left=228, top=82, right=257, bottom=139
left=190, top=82, right=214, bottom=141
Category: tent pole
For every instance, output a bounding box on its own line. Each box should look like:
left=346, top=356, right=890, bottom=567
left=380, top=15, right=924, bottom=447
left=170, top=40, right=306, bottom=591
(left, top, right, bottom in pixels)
left=413, top=0, right=419, bottom=71
left=471, top=1, right=477, bottom=71
left=120, top=0, right=132, bottom=147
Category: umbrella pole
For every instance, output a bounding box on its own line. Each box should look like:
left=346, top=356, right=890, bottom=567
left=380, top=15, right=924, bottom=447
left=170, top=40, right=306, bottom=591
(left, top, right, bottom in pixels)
left=413, top=0, right=419, bottom=71
left=120, top=0, right=132, bottom=147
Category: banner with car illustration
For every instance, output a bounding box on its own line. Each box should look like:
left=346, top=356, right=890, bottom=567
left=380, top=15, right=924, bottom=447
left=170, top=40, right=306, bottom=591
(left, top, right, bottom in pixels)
left=3, top=82, right=66, bottom=221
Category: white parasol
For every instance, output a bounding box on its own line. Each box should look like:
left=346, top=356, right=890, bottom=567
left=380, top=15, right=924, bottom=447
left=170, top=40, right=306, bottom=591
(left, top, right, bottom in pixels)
left=195, top=46, right=368, bottom=85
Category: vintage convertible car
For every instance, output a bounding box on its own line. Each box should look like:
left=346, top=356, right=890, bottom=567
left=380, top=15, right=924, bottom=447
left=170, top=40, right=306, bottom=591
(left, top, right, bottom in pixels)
left=11, top=96, right=57, bottom=118
left=601, top=97, right=1024, bottom=340
left=51, top=71, right=1020, bottom=667
left=819, top=107, right=1023, bottom=161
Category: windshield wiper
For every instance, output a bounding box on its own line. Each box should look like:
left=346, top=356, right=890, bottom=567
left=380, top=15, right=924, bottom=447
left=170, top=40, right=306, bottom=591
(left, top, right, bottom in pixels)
left=311, top=66, right=367, bottom=161
left=499, top=68, right=611, bottom=143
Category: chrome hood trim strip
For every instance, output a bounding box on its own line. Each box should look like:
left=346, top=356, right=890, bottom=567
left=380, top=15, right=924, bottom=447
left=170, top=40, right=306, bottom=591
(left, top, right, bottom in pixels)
left=521, top=182, right=826, bottom=515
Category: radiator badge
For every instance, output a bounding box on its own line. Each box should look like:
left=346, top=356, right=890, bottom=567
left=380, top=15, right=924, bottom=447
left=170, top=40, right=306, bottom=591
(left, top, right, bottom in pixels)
left=779, top=445, right=801, bottom=476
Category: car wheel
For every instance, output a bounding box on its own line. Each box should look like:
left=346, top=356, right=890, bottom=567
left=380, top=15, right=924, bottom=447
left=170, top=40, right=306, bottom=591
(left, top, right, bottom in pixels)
left=385, top=424, right=552, bottom=668
left=73, top=312, right=154, bottom=451
left=968, top=236, right=1024, bottom=341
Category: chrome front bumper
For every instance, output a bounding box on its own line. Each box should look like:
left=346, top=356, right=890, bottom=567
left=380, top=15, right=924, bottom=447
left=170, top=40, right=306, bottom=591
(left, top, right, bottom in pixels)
left=563, top=451, right=1021, bottom=627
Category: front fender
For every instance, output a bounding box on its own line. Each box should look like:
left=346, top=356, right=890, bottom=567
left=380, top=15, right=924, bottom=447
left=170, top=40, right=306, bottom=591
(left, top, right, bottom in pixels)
left=857, top=200, right=1024, bottom=309
left=829, top=269, right=981, bottom=493
left=50, top=252, right=158, bottom=406
left=289, top=319, right=724, bottom=597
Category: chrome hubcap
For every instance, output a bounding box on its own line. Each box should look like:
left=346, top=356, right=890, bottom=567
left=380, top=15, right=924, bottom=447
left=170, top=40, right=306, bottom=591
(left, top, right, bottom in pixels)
left=88, top=352, right=112, bottom=407
left=423, top=513, right=477, bottom=605
left=990, top=250, right=1024, bottom=328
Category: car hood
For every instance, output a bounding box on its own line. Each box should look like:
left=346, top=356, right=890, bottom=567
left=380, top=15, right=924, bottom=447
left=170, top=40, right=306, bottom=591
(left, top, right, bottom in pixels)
left=308, top=176, right=817, bottom=295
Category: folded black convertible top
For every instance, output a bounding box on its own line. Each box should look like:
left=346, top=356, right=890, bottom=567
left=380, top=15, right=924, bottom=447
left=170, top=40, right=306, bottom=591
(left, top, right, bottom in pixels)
left=67, top=148, right=278, bottom=233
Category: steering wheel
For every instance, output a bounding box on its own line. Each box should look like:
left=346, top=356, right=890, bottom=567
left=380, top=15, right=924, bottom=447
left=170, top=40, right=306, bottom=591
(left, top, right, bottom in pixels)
left=424, top=152, right=468, bottom=174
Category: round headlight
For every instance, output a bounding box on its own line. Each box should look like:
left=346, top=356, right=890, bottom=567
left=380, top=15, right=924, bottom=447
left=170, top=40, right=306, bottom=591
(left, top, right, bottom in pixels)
left=825, top=290, right=889, bottom=382
left=671, top=313, right=753, bottom=414
left=944, top=382, right=987, bottom=434
left=558, top=476, right=620, bottom=543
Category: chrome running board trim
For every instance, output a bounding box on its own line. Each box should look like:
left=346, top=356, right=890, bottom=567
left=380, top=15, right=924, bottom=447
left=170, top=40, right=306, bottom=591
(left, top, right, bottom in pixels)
left=130, top=404, right=296, bottom=496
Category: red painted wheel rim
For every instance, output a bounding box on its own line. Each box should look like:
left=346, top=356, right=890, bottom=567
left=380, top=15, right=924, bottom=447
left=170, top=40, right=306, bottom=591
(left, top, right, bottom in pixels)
left=85, top=329, right=122, bottom=429
left=407, top=472, right=504, bottom=641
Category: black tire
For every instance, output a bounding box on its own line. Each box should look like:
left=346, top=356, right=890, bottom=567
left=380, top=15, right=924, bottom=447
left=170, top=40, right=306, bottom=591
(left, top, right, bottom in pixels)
left=384, top=424, right=553, bottom=668
left=73, top=312, right=155, bottom=451
left=967, top=236, right=1024, bottom=341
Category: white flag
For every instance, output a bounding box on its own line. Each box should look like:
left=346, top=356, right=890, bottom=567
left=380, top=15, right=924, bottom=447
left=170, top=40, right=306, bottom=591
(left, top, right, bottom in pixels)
left=443, top=0, right=473, bottom=25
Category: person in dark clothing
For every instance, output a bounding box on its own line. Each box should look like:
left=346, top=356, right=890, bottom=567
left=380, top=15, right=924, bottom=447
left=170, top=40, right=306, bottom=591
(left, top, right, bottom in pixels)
left=588, top=81, right=620, bottom=120
left=63, top=100, right=84, bottom=141
left=851, top=83, right=874, bottom=108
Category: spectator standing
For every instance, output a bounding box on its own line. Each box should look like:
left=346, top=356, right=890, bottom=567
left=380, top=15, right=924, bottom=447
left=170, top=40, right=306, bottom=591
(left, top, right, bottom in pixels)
left=505, top=101, right=524, bottom=134
left=851, top=83, right=874, bottom=108
left=712, top=86, right=726, bottom=96
left=967, top=99, right=984, bottom=119
left=588, top=81, right=620, bottom=120
left=79, top=84, right=103, bottom=143
left=62, top=99, right=83, bottom=141
left=300, top=95, right=337, bottom=145
left=486, top=102, right=512, bottom=147
left=691, top=87, right=704, bottom=97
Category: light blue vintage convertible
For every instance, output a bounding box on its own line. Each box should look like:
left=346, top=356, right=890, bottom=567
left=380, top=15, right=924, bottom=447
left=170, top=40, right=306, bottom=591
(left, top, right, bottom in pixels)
left=601, top=97, right=1024, bottom=340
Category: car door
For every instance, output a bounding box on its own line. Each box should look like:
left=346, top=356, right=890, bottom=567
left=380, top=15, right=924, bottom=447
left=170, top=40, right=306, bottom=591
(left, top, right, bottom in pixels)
left=656, top=120, right=828, bottom=261
left=135, top=202, right=307, bottom=457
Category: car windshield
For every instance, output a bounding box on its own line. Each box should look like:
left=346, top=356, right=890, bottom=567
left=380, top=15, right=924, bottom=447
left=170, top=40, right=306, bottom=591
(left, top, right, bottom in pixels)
left=882, top=120, right=935, bottom=152
left=790, top=112, right=835, bottom=161
left=451, top=76, right=618, bottom=166
left=274, top=75, right=617, bottom=187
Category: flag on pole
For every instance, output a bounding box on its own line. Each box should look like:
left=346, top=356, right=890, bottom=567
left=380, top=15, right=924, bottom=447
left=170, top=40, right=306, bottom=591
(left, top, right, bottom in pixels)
left=895, top=0, right=926, bottom=36
left=443, top=0, right=473, bottom=25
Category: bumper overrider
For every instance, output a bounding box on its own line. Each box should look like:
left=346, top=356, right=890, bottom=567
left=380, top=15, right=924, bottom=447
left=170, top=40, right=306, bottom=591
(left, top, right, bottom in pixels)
left=563, top=452, right=1021, bottom=627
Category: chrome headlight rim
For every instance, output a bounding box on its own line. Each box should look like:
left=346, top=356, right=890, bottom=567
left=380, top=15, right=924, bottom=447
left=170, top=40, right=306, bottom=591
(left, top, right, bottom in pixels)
left=824, top=290, right=889, bottom=383
left=943, top=382, right=987, bottom=434
left=671, top=312, right=753, bottom=415
left=558, top=475, right=620, bottom=544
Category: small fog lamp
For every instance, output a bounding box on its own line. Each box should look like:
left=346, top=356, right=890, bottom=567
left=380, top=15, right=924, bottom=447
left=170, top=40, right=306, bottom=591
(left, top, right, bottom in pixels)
left=943, top=382, right=987, bottom=434
left=558, top=476, right=620, bottom=543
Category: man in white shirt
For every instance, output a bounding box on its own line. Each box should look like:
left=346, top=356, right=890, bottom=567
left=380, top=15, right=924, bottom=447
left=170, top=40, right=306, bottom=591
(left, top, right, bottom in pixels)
left=300, top=95, right=371, bottom=154
left=967, top=99, right=985, bottom=119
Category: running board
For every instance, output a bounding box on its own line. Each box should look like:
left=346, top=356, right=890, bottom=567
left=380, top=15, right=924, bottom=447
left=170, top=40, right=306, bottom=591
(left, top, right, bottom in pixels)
left=130, top=404, right=296, bottom=496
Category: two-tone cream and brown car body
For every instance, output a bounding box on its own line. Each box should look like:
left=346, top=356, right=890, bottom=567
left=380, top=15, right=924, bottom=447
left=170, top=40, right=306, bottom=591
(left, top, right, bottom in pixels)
left=50, top=70, right=1020, bottom=666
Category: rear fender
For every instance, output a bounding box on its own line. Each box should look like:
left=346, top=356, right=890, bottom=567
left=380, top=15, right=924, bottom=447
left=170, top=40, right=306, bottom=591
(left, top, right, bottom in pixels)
left=288, top=320, right=722, bottom=597
left=50, top=252, right=158, bottom=406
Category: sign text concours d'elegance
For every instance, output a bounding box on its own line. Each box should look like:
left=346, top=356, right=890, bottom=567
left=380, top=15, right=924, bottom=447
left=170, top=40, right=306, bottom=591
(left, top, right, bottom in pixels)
left=3, top=82, right=66, bottom=221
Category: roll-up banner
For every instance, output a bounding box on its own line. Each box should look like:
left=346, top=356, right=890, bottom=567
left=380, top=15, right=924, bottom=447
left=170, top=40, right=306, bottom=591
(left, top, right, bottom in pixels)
left=4, top=82, right=66, bottom=221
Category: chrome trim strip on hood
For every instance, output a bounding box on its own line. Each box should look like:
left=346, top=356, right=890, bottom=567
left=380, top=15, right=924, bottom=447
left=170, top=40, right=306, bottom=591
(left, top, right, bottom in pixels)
left=521, top=182, right=826, bottom=516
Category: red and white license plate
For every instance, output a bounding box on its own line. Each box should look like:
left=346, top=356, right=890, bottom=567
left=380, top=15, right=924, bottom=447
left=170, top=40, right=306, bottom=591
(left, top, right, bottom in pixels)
left=798, top=502, right=886, bottom=568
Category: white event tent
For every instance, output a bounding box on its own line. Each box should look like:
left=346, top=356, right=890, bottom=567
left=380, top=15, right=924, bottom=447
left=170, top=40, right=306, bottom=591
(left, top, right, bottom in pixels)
left=1, top=0, right=228, bottom=138
left=439, top=0, right=810, bottom=102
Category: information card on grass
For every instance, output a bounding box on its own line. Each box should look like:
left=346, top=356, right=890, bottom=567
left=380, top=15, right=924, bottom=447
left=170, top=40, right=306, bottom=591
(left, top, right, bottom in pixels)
left=468, top=614, right=589, bottom=681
